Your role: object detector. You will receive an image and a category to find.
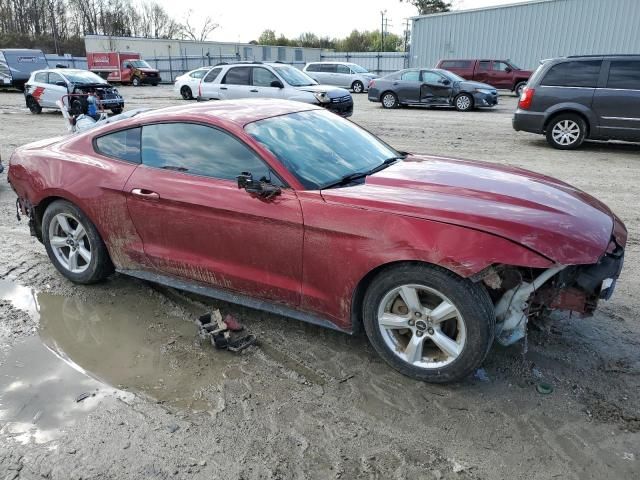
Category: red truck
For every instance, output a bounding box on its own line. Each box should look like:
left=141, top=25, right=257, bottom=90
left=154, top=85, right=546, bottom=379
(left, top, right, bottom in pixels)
left=436, top=59, right=532, bottom=96
left=87, top=52, right=161, bottom=86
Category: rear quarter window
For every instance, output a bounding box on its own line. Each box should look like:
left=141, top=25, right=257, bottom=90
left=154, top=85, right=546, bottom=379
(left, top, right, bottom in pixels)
left=94, top=127, right=141, bottom=164
left=541, top=60, right=602, bottom=88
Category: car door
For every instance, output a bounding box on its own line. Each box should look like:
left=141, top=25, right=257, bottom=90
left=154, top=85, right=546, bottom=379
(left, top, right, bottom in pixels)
left=474, top=61, right=491, bottom=84
left=305, top=64, right=323, bottom=83
left=42, top=72, right=68, bottom=107
left=121, top=61, right=133, bottom=83
left=250, top=67, right=285, bottom=99
left=218, top=66, right=252, bottom=99
left=187, top=68, right=208, bottom=91
left=199, top=66, right=222, bottom=98
left=419, top=70, right=453, bottom=104
left=394, top=70, right=421, bottom=103
left=123, top=122, right=303, bottom=305
left=592, top=59, right=640, bottom=141
left=488, top=61, right=513, bottom=89
left=320, top=64, right=338, bottom=85
left=335, top=64, right=352, bottom=87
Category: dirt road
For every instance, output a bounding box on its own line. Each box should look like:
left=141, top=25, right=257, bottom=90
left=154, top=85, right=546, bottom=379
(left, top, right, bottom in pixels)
left=1, top=87, right=638, bottom=479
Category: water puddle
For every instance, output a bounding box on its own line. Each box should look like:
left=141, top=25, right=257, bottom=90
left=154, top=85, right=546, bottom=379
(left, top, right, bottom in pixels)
left=0, top=279, right=241, bottom=443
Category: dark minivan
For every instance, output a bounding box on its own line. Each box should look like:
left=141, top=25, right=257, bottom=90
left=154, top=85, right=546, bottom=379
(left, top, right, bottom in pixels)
left=513, top=55, right=640, bottom=149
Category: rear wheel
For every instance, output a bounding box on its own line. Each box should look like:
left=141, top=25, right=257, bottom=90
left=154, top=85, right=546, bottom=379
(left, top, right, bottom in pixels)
left=26, top=96, right=42, bottom=114
left=111, top=107, right=123, bottom=114
left=454, top=93, right=474, bottom=112
left=363, top=264, right=495, bottom=383
left=42, top=200, right=114, bottom=284
left=381, top=91, right=399, bottom=109
left=546, top=114, right=586, bottom=150
left=352, top=80, right=364, bottom=94
left=180, top=85, right=193, bottom=100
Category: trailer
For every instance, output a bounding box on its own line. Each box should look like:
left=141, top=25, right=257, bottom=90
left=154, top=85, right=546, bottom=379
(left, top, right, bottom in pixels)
left=0, top=49, right=49, bottom=90
left=86, top=52, right=161, bottom=86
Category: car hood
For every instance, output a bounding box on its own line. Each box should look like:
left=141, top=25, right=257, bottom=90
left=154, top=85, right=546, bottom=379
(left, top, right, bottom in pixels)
left=296, top=84, right=351, bottom=97
left=320, top=155, right=615, bottom=265
left=458, top=80, right=496, bottom=91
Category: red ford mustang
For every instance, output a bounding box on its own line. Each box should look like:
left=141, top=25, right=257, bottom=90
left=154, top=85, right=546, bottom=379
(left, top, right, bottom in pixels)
left=7, top=99, right=626, bottom=383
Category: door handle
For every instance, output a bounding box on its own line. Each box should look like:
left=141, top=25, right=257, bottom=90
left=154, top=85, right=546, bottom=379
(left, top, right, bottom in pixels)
left=249, top=89, right=258, bottom=93
left=220, top=86, right=227, bottom=90
left=131, top=188, right=160, bottom=200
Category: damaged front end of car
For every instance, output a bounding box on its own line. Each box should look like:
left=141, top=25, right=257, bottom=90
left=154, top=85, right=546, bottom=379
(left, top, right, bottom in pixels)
left=478, top=236, right=625, bottom=346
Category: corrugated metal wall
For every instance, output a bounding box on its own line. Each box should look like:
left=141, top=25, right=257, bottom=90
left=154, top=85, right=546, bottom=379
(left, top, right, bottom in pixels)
left=410, top=0, right=640, bottom=69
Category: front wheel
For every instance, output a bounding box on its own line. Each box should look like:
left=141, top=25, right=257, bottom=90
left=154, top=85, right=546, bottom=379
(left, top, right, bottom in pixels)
left=363, top=264, right=495, bottom=383
left=546, top=114, right=586, bottom=150
left=454, top=93, right=474, bottom=112
left=111, top=107, right=123, bottom=114
left=515, top=81, right=527, bottom=97
left=381, top=91, right=399, bottom=109
left=352, top=80, right=364, bottom=94
left=42, top=200, right=114, bottom=284
left=131, top=77, right=141, bottom=87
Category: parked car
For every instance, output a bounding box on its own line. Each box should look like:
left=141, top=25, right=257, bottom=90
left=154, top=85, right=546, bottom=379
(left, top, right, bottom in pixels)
left=513, top=55, right=640, bottom=149
left=368, top=68, right=498, bottom=111
left=303, top=62, right=378, bottom=93
left=198, top=62, right=353, bottom=117
left=436, top=59, right=533, bottom=96
left=0, top=49, right=49, bottom=91
left=87, top=52, right=161, bottom=86
left=174, top=67, right=214, bottom=100
left=24, top=68, right=125, bottom=115
left=8, top=99, right=626, bottom=383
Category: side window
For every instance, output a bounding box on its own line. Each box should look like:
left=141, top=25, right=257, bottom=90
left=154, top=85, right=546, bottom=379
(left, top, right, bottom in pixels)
left=494, top=61, right=511, bottom=72
left=123, top=62, right=132, bottom=69
left=306, top=64, right=320, bottom=72
left=252, top=67, right=279, bottom=87
left=421, top=71, right=443, bottom=84
left=541, top=61, right=602, bottom=88
left=203, top=67, right=222, bottom=83
left=34, top=72, right=47, bottom=83
left=336, top=65, right=350, bottom=74
left=95, top=127, right=141, bottom=164
left=141, top=123, right=272, bottom=181
left=478, top=61, right=491, bottom=71
left=47, top=72, right=64, bottom=85
left=321, top=64, right=336, bottom=73
left=606, top=61, right=640, bottom=90
left=222, top=67, right=251, bottom=85
left=401, top=70, right=420, bottom=81
left=189, top=69, right=207, bottom=79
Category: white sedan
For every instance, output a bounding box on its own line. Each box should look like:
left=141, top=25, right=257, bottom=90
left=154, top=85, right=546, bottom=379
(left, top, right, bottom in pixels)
left=174, top=67, right=213, bottom=100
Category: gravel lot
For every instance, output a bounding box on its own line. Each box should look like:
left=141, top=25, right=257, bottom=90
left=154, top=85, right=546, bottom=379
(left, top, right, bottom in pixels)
left=0, top=86, right=639, bottom=479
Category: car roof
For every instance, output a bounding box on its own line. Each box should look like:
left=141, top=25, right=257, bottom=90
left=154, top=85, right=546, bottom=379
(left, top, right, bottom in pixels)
left=31, top=68, right=89, bottom=75
left=130, top=98, right=322, bottom=127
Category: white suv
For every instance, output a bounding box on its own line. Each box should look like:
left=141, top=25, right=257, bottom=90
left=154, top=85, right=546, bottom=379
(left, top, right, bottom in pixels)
left=197, top=62, right=353, bottom=117
left=303, top=62, right=378, bottom=93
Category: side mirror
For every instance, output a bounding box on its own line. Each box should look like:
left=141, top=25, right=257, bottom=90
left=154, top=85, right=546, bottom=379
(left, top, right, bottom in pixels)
left=442, top=79, right=451, bottom=86
left=55, top=81, right=66, bottom=87
left=237, top=172, right=281, bottom=199
left=270, top=80, right=284, bottom=89
left=505, top=67, right=512, bottom=73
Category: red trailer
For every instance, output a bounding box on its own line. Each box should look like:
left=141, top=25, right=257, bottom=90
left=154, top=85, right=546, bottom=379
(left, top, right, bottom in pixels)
left=87, top=52, right=161, bottom=86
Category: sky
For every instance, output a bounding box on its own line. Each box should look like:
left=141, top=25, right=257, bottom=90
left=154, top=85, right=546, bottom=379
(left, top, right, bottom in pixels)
left=157, top=0, right=533, bottom=43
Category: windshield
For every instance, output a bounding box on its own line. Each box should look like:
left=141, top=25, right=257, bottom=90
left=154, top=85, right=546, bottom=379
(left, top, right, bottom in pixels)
left=508, top=61, right=521, bottom=70
left=439, top=69, right=465, bottom=82
left=273, top=65, right=317, bottom=86
left=245, top=110, right=400, bottom=190
left=64, top=70, right=107, bottom=84
left=350, top=64, right=369, bottom=73
left=131, top=60, right=151, bottom=68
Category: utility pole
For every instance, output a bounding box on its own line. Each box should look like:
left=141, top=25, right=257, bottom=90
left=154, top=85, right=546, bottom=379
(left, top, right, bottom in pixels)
left=380, top=10, right=387, bottom=52
left=403, top=18, right=410, bottom=53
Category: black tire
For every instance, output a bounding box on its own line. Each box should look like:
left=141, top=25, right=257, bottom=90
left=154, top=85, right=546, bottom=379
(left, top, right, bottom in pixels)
left=26, top=96, right=42, bottom=114
left=352, top=80, right=364, bottom=94
left=362, top=263, right=495, bottom=383
left=514, top=81, right=527, bottom=97
left=131, top=76, right=141, bottom=87
left=151, top=82, right=158, bottom=86
left=454, top=93, right=474, bottom=112
left=42, top=200, right=114, bottom=284
left=180, top=86, right=193, bottom=100
left=111, top=107, right=123, bottom=115
left=545, top=113, right=587, bottom=150
left=381, top=91, right=399, bottom=109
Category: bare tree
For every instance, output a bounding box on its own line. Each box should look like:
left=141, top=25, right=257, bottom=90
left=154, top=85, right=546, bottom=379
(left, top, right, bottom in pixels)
left=180, top=10, right=218, bottom=42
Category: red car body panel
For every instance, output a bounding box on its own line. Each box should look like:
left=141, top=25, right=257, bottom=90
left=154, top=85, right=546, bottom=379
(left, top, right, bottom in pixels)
left=7, top=100, right=623, bottom=332
left=436, top=59, right=533, bottom=91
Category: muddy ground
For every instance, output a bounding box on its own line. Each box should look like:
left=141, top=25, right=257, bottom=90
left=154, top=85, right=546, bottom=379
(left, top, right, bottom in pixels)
left=0, top=87, right=638, bottom=480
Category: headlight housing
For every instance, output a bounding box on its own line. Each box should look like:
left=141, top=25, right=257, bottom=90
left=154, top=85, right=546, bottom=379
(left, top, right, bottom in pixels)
left=313, top=91, right=331, bottom=104
left=474, top=88, right=494, bottom=95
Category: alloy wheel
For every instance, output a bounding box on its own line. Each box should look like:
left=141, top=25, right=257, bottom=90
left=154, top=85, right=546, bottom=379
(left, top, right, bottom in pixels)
left=552, top=120, right=581, bottom=146
left=377, top=284, right=467, bottom=369
left=382, top=93, right=397, bottom=108
left=456, top=95, right=472, bottom=111
left=48, top=213, right=92, bottom=274
left=353, top=81, right=364, bottom=93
